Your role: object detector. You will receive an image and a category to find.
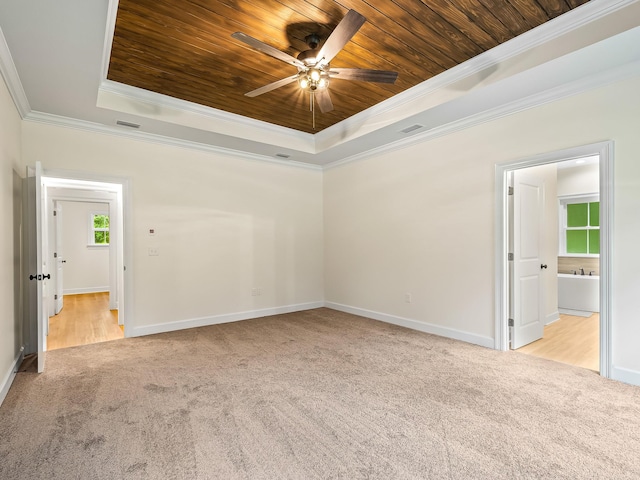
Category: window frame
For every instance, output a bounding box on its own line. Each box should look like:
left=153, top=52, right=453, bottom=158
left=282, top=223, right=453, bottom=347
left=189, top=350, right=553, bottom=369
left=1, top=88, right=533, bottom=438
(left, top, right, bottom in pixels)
left=88, top=211, right=110, bottom=247
left=558, top=193, right=599, bottom=257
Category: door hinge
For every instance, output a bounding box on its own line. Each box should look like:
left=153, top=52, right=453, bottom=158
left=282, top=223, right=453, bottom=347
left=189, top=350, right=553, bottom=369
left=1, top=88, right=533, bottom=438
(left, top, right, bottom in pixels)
left=508, top=186, right=514, bottom=196
left=508, top=253, right=514, bottom=261
left=53, top=210, right=57, bottom=216
left=508, top=318, right=514, bottom=327
left=54, top=294, right=58, bottom=300
left=54, top=252, right=57, bottom=258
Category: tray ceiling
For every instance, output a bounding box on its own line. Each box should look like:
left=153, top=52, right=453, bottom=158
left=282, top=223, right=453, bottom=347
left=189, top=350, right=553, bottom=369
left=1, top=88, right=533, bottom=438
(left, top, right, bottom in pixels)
left=107, top=0, right=588, bottom=134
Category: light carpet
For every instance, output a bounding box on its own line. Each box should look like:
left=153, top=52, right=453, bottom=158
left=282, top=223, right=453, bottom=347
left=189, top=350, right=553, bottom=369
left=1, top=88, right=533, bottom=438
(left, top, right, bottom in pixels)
left=1, top=308, right=639, bottom=479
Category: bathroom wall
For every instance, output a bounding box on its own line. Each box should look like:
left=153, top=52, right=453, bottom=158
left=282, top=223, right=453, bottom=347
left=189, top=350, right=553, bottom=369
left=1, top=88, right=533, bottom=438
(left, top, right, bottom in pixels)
left=557, top=162, right=600, bottom=275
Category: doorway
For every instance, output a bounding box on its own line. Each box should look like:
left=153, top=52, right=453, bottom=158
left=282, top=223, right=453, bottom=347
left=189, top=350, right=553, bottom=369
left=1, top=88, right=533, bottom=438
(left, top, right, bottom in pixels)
left=495, top=142, right=613, bottom=379
left=41, top=175, right=128, bottom=351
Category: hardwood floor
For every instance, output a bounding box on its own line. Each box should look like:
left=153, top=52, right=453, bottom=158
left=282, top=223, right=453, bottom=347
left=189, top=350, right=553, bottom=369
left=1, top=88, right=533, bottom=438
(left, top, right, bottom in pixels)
left=47, top=293, right=124, bottom=351
left=517, top=313, right=599, bottom=372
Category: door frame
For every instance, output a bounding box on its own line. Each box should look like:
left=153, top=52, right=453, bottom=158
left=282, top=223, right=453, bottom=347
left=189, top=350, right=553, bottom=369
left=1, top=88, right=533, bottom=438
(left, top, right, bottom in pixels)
left=40, top=169, right=133, bottom=337
left=494, top=141, right=613, bottom=378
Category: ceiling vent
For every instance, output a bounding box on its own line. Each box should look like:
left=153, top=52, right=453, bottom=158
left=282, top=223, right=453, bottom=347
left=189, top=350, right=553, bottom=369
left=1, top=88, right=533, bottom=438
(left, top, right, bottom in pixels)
left=275, top=153, right=291, bottom=159
left=116, top=120, right=140, bottom=129
left=400, top=124, right=424, bottom=134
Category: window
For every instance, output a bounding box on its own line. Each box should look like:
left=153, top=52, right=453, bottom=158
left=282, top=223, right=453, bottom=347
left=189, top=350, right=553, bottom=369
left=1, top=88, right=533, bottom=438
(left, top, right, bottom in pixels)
left=90, top=213, right=110, bottom=245
left=559, top=195, right=599, bottom=255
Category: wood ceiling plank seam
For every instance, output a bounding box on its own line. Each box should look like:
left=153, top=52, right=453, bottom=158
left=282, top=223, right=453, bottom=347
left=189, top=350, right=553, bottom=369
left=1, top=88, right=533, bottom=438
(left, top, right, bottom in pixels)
left=112, top=39, right=398, bottom=129
left=111, top=9, right=317, bottom=88
left=417, top=0, right=500, bottom=51
left=108, top=54, right=375, bottom=132
left=343, top=0, right=461, bottom=70
left=387, top=0, right=486, bottom=58
left=110, top=37, right=295, bottom=93
left=304, top=0, right=448, bottom=77
left=536, top=0, right=572, bottom=17
left=564, top=0, right=588, bottom=9
left=506, top=0, right=556, bottom=26
left=193, top=0, right=323, bottom=51
left=306, top=0, right=456, bottom=71
left=476, top=0, right=535, bottom=35
left=446, top=0, right=517, bottom=43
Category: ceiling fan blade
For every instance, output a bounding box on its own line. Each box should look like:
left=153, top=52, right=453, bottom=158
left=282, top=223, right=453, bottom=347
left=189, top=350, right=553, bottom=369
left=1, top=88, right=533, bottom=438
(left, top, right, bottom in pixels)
left=245, top=75, right=299, bottom=97
left=232, top=32, right=305, bottom=69
left=315, top=89, right=334, bottom=113
left=317, top=10, right=366, bottom=64
left=329, top=68, right=398, bottom=84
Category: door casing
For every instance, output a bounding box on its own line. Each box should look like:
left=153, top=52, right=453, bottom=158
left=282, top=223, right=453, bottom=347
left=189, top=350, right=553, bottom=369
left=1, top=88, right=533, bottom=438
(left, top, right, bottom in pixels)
left=495, top=141, right=613, bottom=378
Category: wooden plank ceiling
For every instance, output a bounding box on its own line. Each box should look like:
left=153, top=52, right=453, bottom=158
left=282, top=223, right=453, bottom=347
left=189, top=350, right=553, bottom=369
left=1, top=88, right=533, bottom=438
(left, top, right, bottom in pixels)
left=108, top=0, right=588, bottom=134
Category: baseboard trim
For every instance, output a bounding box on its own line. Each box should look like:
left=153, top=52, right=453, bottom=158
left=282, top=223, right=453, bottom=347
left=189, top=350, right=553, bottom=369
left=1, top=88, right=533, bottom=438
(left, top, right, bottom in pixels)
left=611, top=366, right=640, bottom=387
left=130, top=301, right=325, bottom=338
left=0, top=348, right=24, bottom=407
left=324, top=302, right=494, bottom=349
left=545, top=311, right=561, bottom=325
left=63, top=287, right=109, bottom=295
left=558, top=308, right=594, bottom=317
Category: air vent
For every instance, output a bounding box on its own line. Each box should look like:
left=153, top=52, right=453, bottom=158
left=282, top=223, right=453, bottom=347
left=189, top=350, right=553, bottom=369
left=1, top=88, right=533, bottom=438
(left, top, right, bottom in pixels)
left=275, top=153, right=291, bottom=159
left=116, top=120, right=140, bottom=129
left=400, top=124, right=424, bottom=134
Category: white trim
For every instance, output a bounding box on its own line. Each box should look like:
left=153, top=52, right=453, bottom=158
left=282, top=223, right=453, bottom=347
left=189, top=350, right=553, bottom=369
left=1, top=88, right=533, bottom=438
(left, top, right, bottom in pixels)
left=129, top=301, right=325, bottom=338
left=558, top=308, right=594, bottom=318
left=0, top=26, right=30, bottom=117
left=101, top=0, right=120, bottom=82
left=23, top=111, right=322, bottom=171
left=43, top=168, right=132, bottom=334
left=318, top=0, right=638, bottom=149
left=545, top=311, right=560, bottom=325
left=611, top=366, right=640, bottom=387
left=324, top=59, right=640, bottom=170
left=325, top=302, right=494, bottom=349
left=0, top=348, right=24, bottom=407
left=98, top=80, right=314, bottom=149
left=63, top=287, right=110, bottom=295
left=495, top=141, right=613, bottom=380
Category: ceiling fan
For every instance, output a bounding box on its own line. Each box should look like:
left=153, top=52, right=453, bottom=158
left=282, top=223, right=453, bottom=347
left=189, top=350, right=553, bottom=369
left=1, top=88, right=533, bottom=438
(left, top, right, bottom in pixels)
left=231, top=10, right=398, bottom=127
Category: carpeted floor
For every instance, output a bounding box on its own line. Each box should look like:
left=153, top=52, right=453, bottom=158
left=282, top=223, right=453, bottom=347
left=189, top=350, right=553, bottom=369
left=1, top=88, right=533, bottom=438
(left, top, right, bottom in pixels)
left=1, top=308, right=639, bottom=479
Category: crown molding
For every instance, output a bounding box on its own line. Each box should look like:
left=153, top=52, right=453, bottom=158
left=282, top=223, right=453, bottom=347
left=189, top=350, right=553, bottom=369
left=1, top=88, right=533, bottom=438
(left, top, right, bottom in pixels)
left=23, top=110, right=322, bottom=171
left=315, top=0, right=639, bottom=151
left=98, top=80, right=316, bottom=153
left=324, top=57, right=640, bottom=170
left=0, top=26, right=30, bottom=118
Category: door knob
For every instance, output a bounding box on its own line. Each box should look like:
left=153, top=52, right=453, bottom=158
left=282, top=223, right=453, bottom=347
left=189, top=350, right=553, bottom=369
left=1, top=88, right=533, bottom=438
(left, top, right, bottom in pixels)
left=62, top=260, right=66, bottom=263
left=541, top=264, right=548, bottom=269
left=43, top=274, right=51, bottom=280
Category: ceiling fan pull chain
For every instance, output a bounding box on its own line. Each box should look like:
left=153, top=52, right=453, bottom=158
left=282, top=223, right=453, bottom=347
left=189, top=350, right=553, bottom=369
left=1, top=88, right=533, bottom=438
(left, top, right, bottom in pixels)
left=312, top=92, right=316, bottom=130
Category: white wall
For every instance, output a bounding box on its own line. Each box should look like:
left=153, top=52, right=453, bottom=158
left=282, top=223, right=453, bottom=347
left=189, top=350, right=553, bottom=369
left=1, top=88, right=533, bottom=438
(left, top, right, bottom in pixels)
left=557, top=163, right=600, bottom=197
left=21, top=123, right=325, bottom=335
left=324, top=74, right=640, bottom=382
left=59, top=201, right=109, bottom=294
left=0, top=72, right=23, bottom=402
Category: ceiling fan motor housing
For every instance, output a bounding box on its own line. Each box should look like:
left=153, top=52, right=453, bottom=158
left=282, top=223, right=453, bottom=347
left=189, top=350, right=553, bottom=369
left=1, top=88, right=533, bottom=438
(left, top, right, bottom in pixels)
left=296, top=48, right=330, bottom=91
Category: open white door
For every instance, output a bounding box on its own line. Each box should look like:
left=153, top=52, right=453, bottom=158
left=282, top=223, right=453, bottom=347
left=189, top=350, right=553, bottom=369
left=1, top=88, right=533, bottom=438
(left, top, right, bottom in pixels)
left=511, top=170, right=545, bottom=349
left=26, top=162, right=48, bottom=372
left=54, top=202, right=64, bottom=314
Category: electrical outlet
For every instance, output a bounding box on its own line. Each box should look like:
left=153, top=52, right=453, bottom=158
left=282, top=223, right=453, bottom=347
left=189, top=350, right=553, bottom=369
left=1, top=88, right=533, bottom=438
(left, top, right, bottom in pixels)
left=148, top=247, right=159, bottom=256
left=405, top=293, right=412, bottom=303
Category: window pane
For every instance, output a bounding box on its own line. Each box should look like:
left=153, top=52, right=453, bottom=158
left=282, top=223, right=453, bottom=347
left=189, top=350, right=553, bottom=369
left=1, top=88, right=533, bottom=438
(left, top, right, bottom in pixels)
left=589, top=202, right=600, bottom=227
left=105, top=231, right=110, bottom=244
left=589, top=229, right=600, bottom=254
left=567, top=203, right=588, bottom=227
left=95, top=231, right=107, bottom=244
left=567, top=230, right=588, bottom=253
left=94, top=214, right=108, bottom=228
